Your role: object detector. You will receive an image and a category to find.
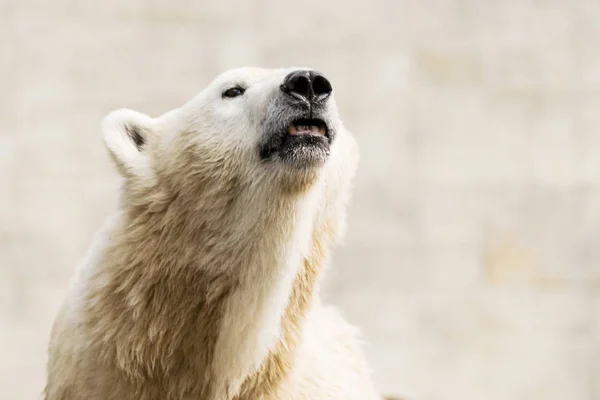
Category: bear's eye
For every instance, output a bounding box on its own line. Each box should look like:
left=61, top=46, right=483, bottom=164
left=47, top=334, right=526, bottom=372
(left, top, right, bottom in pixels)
left=222, top=86, right=246, bottom=98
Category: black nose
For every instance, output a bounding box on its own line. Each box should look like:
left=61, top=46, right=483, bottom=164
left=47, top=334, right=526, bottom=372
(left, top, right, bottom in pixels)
left=280, top=70, right=332, bottom=101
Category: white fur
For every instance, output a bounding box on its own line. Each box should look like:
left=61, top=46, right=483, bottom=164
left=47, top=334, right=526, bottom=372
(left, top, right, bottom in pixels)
left=210, top=179, right=324, bottom=398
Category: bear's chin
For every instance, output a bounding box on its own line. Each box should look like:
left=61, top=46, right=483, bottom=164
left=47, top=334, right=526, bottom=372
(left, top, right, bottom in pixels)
left=276, top=134, right=331, bottom=168
left=259, top=133, right=331, bottom=170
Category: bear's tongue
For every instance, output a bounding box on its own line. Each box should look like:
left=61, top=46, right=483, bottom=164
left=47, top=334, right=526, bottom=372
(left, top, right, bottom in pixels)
left=288, top=124, right=325, bottom=136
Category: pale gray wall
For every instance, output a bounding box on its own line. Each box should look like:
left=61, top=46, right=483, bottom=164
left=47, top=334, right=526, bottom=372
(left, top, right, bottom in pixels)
left=2, top=1, right=600, bottom=399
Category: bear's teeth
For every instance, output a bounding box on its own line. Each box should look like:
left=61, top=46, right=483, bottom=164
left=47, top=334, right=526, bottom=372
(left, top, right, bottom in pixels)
left=288, top=124, right=325, bottom=136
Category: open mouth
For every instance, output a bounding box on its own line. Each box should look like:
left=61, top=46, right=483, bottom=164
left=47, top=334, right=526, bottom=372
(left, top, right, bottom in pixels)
left=287, top=118, right=328, bottom=137
left=259, top=113, right=333, bottom=167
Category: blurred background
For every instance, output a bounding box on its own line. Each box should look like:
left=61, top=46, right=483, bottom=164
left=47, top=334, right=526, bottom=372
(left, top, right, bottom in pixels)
left=2, top=0, right=600, bottom=399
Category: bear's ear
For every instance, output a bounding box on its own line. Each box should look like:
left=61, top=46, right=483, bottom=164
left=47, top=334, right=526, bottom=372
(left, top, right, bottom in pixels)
left=102, top=108, right=154, bottom=179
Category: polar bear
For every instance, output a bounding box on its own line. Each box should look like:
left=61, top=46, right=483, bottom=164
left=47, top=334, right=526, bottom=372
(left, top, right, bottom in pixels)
left=44, top=67, right=382, bottom=400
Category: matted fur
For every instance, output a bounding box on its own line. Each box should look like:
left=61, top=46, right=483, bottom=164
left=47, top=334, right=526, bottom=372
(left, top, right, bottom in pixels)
left=44, top=67, right=381, bottom=400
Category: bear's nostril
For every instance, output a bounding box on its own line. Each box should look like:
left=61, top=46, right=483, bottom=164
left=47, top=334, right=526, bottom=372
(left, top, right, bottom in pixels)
left=281, top=71, right=312, bottom=100
left=311, top=74, right=332, bottom=97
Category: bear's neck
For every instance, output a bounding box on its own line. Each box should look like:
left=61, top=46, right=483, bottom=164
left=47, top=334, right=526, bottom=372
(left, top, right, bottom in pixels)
left=80, top=175, right=336, bottom=399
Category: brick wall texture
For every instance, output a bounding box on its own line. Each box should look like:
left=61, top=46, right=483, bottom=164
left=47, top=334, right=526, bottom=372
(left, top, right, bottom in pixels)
left=2, top=1, right=600, bottom=399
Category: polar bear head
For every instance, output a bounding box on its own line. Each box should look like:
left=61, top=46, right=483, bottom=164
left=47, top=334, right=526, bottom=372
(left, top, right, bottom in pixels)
left=102, top=67, right=358, bottom=208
